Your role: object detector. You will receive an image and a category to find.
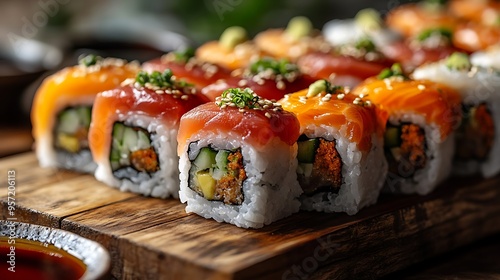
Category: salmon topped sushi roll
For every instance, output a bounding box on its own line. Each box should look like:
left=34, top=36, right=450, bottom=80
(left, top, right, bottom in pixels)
left=142, top=48, right=231, bottom=90
left=196, top=26, right=263, bottom=70
left=280, top=80, right=388, bottom=214
left=386, top=1, right=458, bottom=38
left=352, top=64, right=462, bottom=194
left=31, top=55, right=139, bottom=173
left=202, top=57, right=315, bottom=101
left=177, top=88, right=302, bottom=228
left=453, top=21, right=500, bottom=52
left=89, top=69, right=209, bottom=198
left=413, top=52, right=500, bottom=178
left=449, top=0, right=500, bottom=26
left=254, top=16, right=331, bottom=61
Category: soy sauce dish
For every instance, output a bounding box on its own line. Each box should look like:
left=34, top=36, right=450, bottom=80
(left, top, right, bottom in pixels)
left=0, top=221, right=110, bottom=280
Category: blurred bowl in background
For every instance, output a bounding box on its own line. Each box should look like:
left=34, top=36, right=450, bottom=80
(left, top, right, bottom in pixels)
left=0, top=36, right=63, bottom=125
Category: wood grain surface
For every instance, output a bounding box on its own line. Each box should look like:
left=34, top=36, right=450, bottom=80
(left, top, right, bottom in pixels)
left=1, top=152, right=500, bottom=279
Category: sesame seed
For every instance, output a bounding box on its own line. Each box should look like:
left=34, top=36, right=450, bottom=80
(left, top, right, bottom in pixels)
left=276, top=80, right=285, bottom=90
left=181, top=95, right=189, bottom=100
left=238, top=79, right=248, bottom=87
left=337, top=94, right=345, bottom=100
left=239, top=108, right=245, bottom=112
left=265, top=112, right=271, bottom=118
left=417, top=84, right=426, bottom=90
left=156, top=90, right=164, bottom=94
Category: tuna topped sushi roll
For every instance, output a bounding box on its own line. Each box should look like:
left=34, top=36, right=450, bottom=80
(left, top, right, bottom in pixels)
left=177, top=88, right=302, bottom=228
left=352, top=65, right=462, bottom=194
left=280, top=80, right=388, bottom=214
left=31, top=55, right=139, bottom=173
left=202, top=57, right=315, bottom=101
left=142, top=48, right=231, bottom=90
left=413, top=53, right=500, bottom=178
left=297, top=37, right=393, bottom=88
left=380, top=28, right=460, bottom=72
left=89, top=69, right=209, bottom=198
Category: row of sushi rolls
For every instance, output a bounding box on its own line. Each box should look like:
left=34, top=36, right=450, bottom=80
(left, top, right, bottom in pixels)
left=32, top=0, right=500, bottom=228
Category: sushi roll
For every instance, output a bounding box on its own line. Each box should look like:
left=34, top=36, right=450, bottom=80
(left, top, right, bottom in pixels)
left=297, top=37, right=393, bottom=88
left=413, top=53, right=500, bottom=178
left=352, top=64, right=462, bottom=194
left=453, top=21, right=500, bottom=52
left=177, top=88, right=302, bottom=228
left=380, top=28, right=460, bottom=72
left=202, top=57, right=315, bottom=101
left=196, top=26, right=262, bottom=70
left=142, top=48, right=232, bottom=90
left=254, top=16, right=331, bottom=61
left=385, top=1, right=458, bottom=38
left=89, top=69, right=209, bottom=198
left=449, top=0, right=500, bottom=26
left=31, top=55, right=139, bottom=173
left=279, top=80, right=388, bottom=214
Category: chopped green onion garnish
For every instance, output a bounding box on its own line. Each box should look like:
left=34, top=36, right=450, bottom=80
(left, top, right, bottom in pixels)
left=173, top=48, right=195, bottom=63
left=135, top=69, right=193, bottom=89
left=249, top=57, right=299, bottom=76
left=377, top=63, right=407, bottom=80
left=79, top=54, right=101, bottom=67
left=355, top=38, right=377, bottom=53
left=417, top=28, right=452, bottom=42
left=218, top=88, right=259, bottom=109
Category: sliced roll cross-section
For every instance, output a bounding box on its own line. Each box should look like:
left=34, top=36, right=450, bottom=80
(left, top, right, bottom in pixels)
left=297, top=136, right=343, bottom=195
left=188, top=145, right=246, bottom=205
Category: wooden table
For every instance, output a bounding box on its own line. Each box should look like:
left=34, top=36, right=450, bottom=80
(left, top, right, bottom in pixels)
left=1, top=151, right=500, bottom=279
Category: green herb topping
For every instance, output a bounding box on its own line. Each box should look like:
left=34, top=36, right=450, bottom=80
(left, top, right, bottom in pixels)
left=445, top=52, right=471, bottom=71
left=250, top=58, right=299, bottom=76
left=306, top=80, right=343, bottom=98
left=172, top=48, right=195, bottom=63
left=377, top=64, right=407, bottom=80
left=134, top=69, right=194, bottom=92
left=417, top=28, right=452, bottom=43
left=216, top=88, right=282, bottom=115
left=79, top=54, right=102, bottom=67
left=355, top=38, right=377, bottom=53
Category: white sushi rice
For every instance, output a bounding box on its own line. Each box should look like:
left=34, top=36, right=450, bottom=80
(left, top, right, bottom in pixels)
left=299, top=124, right=388, bottom=215
left=471, top=47, right=500, bottom=70
left=35, top=95, right=97, bottom=173
left=179, top=131, right=302, bottom=229
left=384, top=113, right=455, bottom=195
left=413, top=62, right=500, bottom=178
left=94, top=113, right=179, bottom=198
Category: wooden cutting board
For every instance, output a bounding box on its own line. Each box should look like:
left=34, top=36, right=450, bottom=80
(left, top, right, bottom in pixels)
left=1, top=152, right=500, bottom=279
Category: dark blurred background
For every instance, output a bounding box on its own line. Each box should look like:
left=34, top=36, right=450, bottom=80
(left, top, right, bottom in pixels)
left=0, top=0, right=413, bottom=156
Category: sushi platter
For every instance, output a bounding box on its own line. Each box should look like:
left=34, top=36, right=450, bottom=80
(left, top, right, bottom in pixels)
left=4, top=0, right=500, bottom=278
left=1, top=152, right=500, bottom=279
